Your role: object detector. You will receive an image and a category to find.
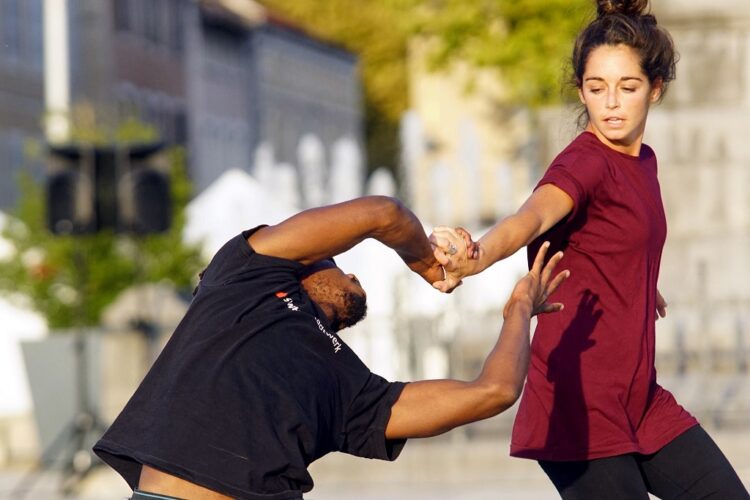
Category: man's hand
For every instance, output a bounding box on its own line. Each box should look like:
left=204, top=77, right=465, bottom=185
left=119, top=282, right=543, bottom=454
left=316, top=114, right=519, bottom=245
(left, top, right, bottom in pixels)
left=385, top=241, right=569, bottom=440
left=429, top=226, right=479, bottom=293
left=503, top=241, right=569, bottom=320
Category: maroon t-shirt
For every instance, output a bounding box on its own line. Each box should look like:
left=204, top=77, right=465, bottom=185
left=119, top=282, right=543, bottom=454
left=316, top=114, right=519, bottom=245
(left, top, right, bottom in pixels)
left=510, top=132, right=697, bottom=461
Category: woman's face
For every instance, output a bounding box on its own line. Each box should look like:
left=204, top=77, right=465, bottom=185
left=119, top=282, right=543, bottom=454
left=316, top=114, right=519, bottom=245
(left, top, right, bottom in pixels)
left=579, top=44, right=663, bottom=156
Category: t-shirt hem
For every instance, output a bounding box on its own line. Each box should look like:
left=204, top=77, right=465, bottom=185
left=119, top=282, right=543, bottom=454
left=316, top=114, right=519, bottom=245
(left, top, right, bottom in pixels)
left=509, top=420, right=699, bottom=461
left=94, top=440, right=306, bottom=500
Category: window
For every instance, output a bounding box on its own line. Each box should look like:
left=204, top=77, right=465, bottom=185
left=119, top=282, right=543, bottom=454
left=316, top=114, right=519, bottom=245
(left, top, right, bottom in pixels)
left=169, top=0, right=184, bottom=52
left=174, top=111, right=187, bottom=145
left=26, top=0, right=44, bottom=70
left=144, top=0, right=160, bottom=43
left=114, top=0, right=131, bottom=31
left=1, top=0, right=21, bottom=59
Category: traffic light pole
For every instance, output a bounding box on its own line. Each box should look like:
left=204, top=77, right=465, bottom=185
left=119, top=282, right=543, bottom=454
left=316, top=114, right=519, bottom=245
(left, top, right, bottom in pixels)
left=15, top=140, right=172, bottom=496
left=12, top=247, right=109, bottom=498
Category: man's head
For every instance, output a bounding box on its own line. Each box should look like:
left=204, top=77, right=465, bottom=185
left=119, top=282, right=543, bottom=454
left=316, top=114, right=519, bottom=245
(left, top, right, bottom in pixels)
left=300, top=259, right=367, bottom=332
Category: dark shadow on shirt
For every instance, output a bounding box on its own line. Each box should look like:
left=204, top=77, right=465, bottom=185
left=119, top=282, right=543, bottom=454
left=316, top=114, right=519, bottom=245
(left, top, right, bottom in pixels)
left=543, top=289, right=602, bottom=478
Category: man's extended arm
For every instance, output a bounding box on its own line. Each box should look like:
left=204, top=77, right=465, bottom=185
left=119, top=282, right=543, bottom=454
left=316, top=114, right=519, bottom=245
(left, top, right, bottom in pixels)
left=247, top=196, right=443, bottom=283
left=385, top=242, right=569, bottom=439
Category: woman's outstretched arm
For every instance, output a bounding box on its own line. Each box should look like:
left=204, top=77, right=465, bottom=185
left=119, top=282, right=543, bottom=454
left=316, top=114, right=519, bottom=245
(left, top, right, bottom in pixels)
left=430, top=184, right=574, bottom=292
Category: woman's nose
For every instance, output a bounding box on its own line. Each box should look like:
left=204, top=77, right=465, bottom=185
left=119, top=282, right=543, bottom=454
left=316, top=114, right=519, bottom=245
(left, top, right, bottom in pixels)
left=606, top=90, right=619, bottom=108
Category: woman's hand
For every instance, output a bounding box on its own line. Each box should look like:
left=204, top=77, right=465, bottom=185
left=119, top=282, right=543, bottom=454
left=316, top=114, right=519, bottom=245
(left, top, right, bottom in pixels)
left=429, top=226, right=479, bottom=292
left=656, top=289, right=667, bottom=320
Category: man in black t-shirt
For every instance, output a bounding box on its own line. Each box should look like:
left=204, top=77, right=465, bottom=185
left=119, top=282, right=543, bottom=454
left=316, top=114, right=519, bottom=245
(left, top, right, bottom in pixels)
left=94, top=196, right=568, bottom=500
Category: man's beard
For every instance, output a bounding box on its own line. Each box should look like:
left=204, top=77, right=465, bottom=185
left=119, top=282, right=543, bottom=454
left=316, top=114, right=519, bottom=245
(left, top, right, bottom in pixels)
left=330, top=291, right=367, bottom=331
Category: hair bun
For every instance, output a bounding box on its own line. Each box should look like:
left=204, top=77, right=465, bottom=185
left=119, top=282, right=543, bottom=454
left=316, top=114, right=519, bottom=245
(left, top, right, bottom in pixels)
left=596, top=0, right=649, bottom=17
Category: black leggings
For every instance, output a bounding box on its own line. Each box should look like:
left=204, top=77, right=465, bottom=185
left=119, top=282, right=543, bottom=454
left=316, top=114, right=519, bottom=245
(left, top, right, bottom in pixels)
left=539, top=426, right=749, bottom=500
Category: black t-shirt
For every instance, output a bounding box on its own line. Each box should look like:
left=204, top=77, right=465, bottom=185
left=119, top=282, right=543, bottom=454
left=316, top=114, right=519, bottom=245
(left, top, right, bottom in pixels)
left=93, top=229, right=407, bottom=499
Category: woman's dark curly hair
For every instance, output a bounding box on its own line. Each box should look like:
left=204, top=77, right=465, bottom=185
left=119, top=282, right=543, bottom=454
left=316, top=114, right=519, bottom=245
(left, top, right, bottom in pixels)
left=571, top=0, right=678, bottom=105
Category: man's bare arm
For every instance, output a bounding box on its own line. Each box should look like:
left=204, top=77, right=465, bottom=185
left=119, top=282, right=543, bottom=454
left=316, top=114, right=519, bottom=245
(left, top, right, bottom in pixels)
left=247, top=196, right=443, bottom=284
left=385, top=242, right=569, bottom=439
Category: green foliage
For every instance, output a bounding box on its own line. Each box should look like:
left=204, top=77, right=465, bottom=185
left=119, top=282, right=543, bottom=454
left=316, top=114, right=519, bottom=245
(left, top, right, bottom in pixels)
left=261, top=0, right=592, bottom=170
left=0, top=134, right=205, bottom=330
left=406, top=0, right=592, bottom=106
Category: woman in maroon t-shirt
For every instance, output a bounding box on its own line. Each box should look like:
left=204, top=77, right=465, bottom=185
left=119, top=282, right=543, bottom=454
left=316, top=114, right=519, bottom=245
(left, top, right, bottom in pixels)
left=431, top=0, right=748, bottom=498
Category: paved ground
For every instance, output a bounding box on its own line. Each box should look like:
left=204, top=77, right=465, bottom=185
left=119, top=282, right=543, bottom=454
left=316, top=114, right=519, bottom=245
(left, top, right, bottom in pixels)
left=1, top=428, right=748, bottom=499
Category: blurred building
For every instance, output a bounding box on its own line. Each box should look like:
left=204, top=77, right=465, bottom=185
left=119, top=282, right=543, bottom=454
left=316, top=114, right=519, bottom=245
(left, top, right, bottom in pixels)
left=0, top=0, right=363, bottom=209
left=187, top=1, right=361, bottom=193
left=0, top=0, right=45, bottom=209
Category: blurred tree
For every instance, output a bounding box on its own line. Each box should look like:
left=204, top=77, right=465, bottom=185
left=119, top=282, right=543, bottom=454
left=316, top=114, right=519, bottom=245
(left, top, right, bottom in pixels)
left=405, top=0, right=592, bottom=105
left=0, top=116, right=205, bottom=329
left=261, top=0, right=591, bottom=171
left=261, top=0, right=412, bottom=172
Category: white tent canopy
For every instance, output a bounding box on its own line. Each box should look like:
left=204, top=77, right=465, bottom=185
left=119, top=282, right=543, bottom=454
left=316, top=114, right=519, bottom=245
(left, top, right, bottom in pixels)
left=0, top=295, right=48, bottom=416
left=0, top=212, right=49, bottom=416
left=183, top=168, right=297, bottom=260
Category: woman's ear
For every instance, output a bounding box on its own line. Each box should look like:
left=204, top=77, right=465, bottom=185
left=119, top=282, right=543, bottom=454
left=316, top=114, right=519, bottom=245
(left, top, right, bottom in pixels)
left=650, top=77, right=664, bottom=103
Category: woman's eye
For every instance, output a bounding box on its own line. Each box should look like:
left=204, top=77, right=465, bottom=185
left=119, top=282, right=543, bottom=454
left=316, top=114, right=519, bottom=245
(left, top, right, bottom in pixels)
left=622, top=87, right=636, bottom=93
left=589, top=87, right=603, bottom=94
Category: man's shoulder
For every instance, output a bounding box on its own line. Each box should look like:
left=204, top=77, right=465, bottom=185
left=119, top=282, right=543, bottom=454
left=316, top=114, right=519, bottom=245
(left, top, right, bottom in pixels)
left=200, top=229, right=304, bottom=288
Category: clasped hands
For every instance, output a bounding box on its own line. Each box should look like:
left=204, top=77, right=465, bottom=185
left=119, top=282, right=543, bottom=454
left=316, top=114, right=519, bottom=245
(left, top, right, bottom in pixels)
left=429, top=226, right=479, bottom=293
left=429, top=226, right=569, bottom=318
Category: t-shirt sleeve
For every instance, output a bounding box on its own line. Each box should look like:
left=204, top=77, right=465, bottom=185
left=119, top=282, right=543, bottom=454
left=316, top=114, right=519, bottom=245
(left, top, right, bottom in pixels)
left=536, top=152, right=606, bottom=221
left=340, top=376, right=407, bottom=461
left=197, top=228, right=303, bottom=290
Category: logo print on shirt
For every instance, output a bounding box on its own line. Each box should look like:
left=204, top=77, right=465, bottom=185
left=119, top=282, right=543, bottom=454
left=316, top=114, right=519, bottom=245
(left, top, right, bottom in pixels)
left=279, top=295, right=300, bottom=312
left=275, top=291, right=342, bottom=354
left=315, top=318, right=342, bottom=354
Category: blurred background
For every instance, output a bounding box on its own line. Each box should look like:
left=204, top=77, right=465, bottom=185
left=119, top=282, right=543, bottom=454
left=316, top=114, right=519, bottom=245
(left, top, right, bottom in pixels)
left=0, top=0, right=748, bottom=498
